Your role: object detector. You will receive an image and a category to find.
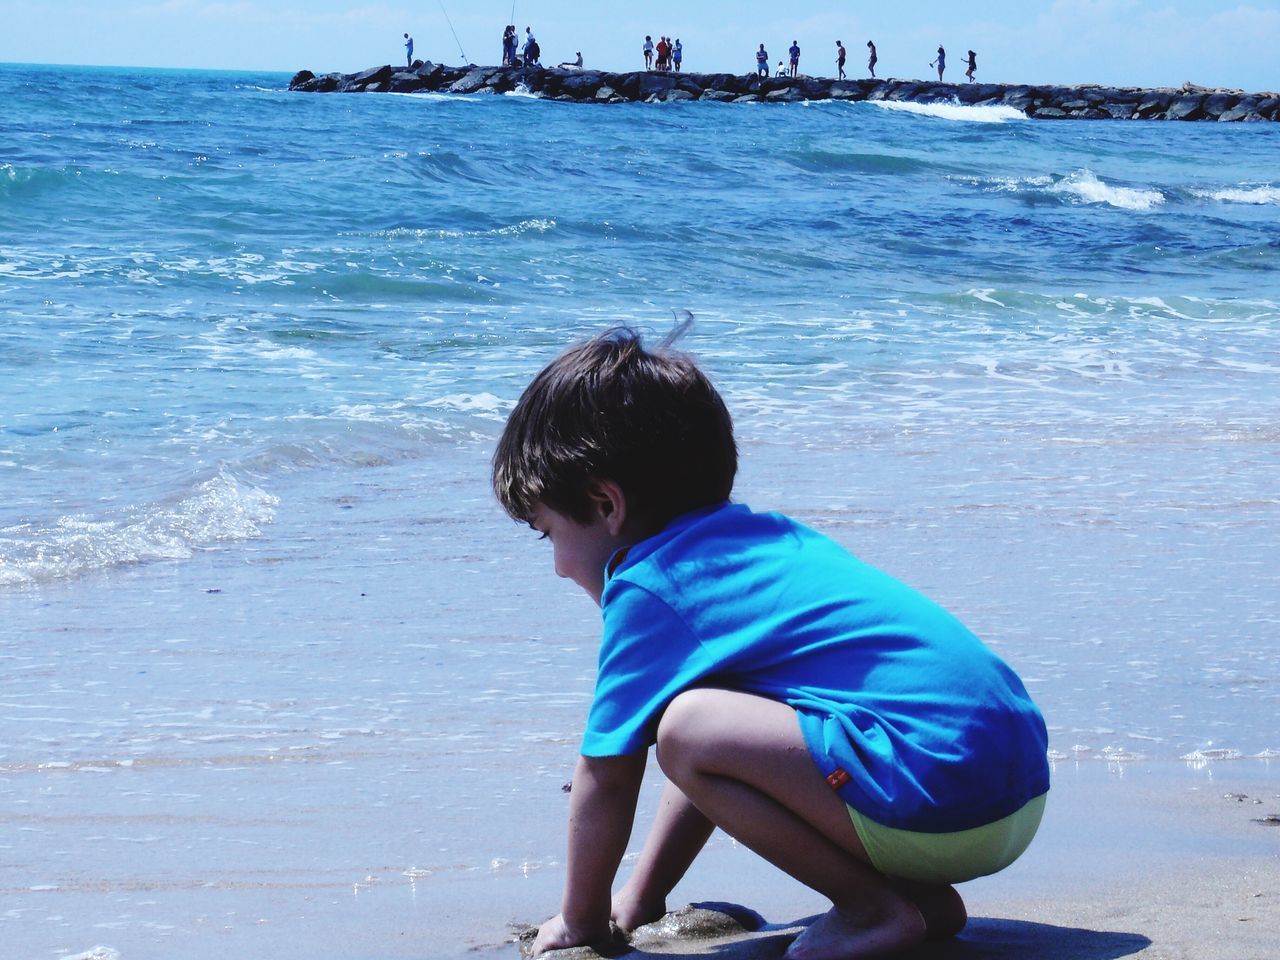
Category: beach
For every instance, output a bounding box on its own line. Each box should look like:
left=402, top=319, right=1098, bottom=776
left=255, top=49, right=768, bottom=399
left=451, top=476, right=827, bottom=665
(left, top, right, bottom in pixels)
left=2, top=63, right=1278, bottom=959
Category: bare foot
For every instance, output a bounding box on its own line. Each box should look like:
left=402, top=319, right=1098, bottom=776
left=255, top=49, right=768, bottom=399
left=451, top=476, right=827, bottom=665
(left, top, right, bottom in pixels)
left=891, top=880, right=967, bottom=940
left=610, top=887, right=666, bottom=932
left=784, top=900, right=926, bottom=960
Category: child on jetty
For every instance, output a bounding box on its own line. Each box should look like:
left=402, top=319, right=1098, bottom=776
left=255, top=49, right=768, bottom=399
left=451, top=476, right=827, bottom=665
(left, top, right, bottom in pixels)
left=493, top=330, right=1050, bottom=960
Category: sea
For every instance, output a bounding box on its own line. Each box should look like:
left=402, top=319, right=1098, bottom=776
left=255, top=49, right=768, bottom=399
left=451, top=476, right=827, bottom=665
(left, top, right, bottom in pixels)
left=2, top=63, right=1278, bottom=960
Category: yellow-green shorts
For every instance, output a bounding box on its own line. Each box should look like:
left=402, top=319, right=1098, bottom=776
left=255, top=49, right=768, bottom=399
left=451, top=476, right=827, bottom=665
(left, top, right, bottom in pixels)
left=847, top=793, right=1046, bottom=884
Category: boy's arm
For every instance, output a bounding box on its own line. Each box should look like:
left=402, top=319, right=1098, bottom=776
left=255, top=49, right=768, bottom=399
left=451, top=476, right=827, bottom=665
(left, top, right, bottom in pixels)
left=612, top=779, right=715, bottom=929
left=532, top=751, right=647, bottom=956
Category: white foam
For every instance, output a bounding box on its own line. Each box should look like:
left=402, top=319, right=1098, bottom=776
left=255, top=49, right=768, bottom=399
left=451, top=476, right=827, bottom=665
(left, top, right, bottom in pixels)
left=429, top=392, right=507, bottom=415
left=1180, top=747, right=1244, bottom=762
left=503, top=84, right=539, bottom=99
left=0, top=471, right=277, bottom=586
left=361, top=218, right=555, bottom=241
left=1050, top=169, right=1164, bottom=211
left=60, top=949, right=121, bottom=960
left=872, top=99, right=1026, bottom=123
left=1191, top=184, right=1280, bottom=205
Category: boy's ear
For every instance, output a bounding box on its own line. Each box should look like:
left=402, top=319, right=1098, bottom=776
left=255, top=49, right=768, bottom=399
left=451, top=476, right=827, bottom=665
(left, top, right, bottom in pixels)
left=585, top=478, right=629, bottom=535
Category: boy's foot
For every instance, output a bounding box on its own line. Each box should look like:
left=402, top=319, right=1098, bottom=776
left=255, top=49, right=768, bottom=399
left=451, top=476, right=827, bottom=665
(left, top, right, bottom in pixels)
left=783, top=901, right=926, bottom=960
left=894, top=881, right=966, bottom=940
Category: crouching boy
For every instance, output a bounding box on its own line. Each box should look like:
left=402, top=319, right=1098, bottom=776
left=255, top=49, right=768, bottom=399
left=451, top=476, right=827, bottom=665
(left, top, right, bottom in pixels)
left=492, top=329, right=1049, bottom=960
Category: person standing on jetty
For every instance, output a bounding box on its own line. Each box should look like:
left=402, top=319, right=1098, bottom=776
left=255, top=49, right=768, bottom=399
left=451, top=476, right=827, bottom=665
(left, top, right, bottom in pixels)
left=403, top=33, right=413, bottom=67
left=931, top=45, right=946, bottom=81
left=836, top=40, right=846, bottom=80
left=789, top=40, right=801, bottom=77
left=965, top=50, right=977, bottom=82
left=867, top=40, right=877, bottom=78
left=656, top=36, right=670, bottom=72
left=502, top=25, right=516, bottom=66
left=643, top=35, right=654, bottom=70
left=523, top=27, right=540, bottom=66
left=497, top=329, right=1050, bottom=960
left=756, top=43, right=769, bottom=76
left=672, top=38, right=683, bottom=72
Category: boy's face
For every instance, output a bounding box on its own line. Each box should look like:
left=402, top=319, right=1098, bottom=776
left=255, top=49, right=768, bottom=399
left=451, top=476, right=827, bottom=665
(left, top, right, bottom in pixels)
left=530, top=501, right=629, bottom=606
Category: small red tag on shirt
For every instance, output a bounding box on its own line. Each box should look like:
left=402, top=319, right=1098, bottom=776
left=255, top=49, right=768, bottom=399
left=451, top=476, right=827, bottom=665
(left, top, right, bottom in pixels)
left=826, top=768, right=850, bottom=789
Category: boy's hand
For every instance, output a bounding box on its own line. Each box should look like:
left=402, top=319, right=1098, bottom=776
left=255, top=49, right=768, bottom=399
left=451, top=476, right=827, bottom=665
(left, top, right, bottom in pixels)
left=530, top=913, right=619, bottom=957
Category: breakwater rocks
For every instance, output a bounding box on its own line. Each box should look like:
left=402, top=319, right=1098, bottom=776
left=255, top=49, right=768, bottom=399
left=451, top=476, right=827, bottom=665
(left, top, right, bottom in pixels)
left=290, top=62, right=1280, bottom=122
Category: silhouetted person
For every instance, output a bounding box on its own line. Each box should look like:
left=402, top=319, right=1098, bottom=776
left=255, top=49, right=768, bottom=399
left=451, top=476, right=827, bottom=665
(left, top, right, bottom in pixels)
left=965, top=49, right=977, bottom=82
left=836, top=40, right=846, bottom=80
left=931, top=45, right=945, bottom=81
left=867, top=40, right=877, bottom=78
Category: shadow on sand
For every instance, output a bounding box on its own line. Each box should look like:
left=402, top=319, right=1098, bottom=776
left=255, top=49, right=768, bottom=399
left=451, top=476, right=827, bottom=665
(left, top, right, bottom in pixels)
left=905, top=917, right=1153, bottom=959
left=616, top=916, right=1152, bottom=959
left=511, top=909, right=1152, bottom=960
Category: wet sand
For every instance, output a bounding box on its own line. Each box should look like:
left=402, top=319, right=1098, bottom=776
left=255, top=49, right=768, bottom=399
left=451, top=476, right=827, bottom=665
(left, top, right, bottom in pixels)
left=518, top=761, right=1280, bottom=960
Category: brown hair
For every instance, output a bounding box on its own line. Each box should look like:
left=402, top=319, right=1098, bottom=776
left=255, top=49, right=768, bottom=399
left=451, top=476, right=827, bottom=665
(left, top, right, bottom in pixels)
left=492, top=328, right=737, bottom=532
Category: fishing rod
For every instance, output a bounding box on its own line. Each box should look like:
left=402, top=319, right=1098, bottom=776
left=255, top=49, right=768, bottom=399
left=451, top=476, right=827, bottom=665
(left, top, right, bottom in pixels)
left=437, top=0, right=468, bottom=62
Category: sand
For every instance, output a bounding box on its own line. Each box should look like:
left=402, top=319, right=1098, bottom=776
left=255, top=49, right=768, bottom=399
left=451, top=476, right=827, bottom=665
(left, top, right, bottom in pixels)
left=514, top=761, right=1279, bottom=960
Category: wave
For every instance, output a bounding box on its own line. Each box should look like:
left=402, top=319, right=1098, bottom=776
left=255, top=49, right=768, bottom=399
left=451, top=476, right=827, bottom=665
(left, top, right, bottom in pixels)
left=784, top=149, right=934, bottom=176
left=871, top=99, right=1027, bottom=123
left=359, top=217, right=556, bottom=240
left=503, top=83, right=540, bottom=99
left=1050, top=169, right=1164, bottom=210
left=952, top=168, right=1164, bottom=210
left=0, top=471, right=277, bottom=586
left=1191, top=184, right=1280, bottom=205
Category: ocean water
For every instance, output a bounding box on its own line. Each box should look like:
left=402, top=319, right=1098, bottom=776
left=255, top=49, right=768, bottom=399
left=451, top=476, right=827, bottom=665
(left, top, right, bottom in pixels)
left=2, top=63, right=1278, bottom=959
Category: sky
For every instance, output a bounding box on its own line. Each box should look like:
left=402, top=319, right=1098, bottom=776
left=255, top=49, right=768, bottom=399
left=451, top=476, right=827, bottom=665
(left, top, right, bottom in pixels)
left=0, top=0, right=1276, bottom=91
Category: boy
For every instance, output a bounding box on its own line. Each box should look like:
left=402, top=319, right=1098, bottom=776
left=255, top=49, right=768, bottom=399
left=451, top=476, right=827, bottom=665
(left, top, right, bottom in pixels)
left=493, top=330, right=1049, bottom=960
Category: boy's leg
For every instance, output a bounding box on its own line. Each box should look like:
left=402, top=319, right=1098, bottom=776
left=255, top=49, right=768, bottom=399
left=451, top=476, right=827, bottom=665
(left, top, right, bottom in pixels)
left=656, top=688, right=963, bottom=959
left=613, top=780, right=715, bottom=929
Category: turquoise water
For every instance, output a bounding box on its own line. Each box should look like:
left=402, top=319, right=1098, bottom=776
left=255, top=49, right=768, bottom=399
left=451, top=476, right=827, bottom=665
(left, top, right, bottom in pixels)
left=2, top=64, right=1278, bottom=959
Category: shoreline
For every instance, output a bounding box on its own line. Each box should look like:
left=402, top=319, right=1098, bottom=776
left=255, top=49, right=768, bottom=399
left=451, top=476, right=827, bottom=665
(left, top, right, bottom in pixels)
left=288, top=62, right=1280, bottom=122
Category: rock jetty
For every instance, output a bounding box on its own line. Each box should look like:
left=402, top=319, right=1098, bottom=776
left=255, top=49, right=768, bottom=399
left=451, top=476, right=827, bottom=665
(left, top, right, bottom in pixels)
left=289, top=62, right=1279, bottom=122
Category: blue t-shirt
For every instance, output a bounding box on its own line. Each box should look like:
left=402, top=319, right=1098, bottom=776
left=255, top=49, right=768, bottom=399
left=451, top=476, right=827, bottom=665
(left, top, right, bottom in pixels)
left=583, top=502, right=1049, bottom=833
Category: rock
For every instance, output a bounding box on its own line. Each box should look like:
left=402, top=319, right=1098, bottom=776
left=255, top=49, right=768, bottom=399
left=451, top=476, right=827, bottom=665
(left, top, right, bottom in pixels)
left=351, top=64, right=393, bottom=87
left=1218, top=98, right=1258, bottom=121
left=450, top=67, right=499, bottom=94
left=1135, top=92, right=1174, bottom=118
left=1166, top=95, right=1205, bottom=120
left=286, top=62, right=1280, bottom=122
left=630, top=903, right=766, bottom=945
left=955, top=82, right=1003, bottom=104
left=1200, top=92, right=1236, bottom=119
left=513, top=903, right=767, bottom=959
left=637, top=73, right=676, bottom=100
left=1102, top=103, right=1135, bottom=119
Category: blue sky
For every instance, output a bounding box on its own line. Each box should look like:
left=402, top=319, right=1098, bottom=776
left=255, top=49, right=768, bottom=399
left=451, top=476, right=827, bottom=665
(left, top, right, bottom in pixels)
left=0, top=1, right=1276, bottom=91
